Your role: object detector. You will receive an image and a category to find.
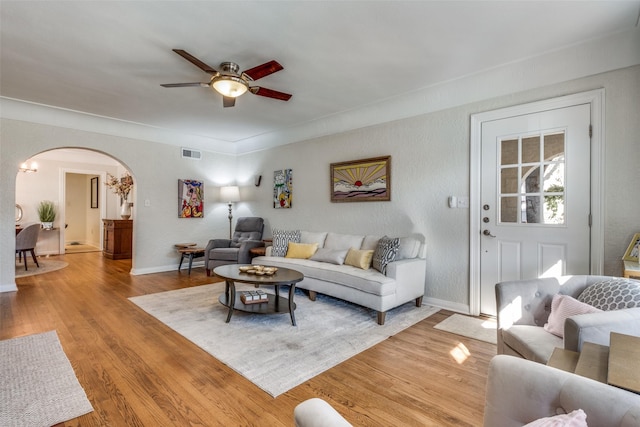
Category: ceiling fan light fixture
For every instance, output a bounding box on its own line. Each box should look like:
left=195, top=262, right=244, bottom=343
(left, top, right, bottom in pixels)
left=212, top=76, right=248, bottom=98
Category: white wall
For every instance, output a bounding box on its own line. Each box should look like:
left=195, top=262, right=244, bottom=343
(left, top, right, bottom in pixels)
left=2, top=65, right=639, bottom=311
left=238, top=65, right=640, bottom=309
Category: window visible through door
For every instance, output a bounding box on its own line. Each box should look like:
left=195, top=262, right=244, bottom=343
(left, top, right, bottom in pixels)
left=499, top=131, right=566, bottom=225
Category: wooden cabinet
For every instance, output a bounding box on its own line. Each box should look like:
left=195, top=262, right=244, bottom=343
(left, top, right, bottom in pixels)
left=102, top=219, right=132, bottom=259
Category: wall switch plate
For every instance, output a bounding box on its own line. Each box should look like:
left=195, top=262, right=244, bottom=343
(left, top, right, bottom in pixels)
left=144, top=199, right=151, bottom=207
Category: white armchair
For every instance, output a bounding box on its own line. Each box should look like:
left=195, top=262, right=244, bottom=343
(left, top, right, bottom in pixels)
left=496, top=275, right=640, bottom=363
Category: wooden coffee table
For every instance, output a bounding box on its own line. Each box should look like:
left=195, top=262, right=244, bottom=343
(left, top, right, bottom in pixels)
left=213, top=264, right=304, bottom=325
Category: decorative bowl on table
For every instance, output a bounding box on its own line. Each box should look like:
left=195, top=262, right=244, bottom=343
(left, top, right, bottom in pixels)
left=238, top=266, right=252, bottom=272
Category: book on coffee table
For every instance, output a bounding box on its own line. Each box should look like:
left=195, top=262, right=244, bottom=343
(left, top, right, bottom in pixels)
left=240, top=290, right=268, bottom=305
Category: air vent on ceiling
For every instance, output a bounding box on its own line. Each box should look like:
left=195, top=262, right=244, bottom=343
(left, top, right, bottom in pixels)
left=181, top=148, right=201, bottom=160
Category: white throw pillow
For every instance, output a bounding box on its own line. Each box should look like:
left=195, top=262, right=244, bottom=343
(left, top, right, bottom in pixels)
left=310, top=248, right=348, bottom=265
left=524, top=409, right=587, bottom=426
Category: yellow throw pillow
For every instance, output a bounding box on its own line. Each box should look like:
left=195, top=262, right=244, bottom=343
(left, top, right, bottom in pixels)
left=285, top=242, right=318, bottom=259
left=344, top=248, right=374, bottom=269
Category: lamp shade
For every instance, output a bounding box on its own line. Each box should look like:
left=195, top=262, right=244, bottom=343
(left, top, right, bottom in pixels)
left=220, top=185, right=240, bottom=202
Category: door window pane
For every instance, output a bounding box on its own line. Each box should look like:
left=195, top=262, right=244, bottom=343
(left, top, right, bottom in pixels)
left=500, top=196, right=518, bottom=223
left=500, top=167, right=518, bottom=194
left=501, top=139, right=518, bottom=165
left=522, top=136, right=540, bottom=163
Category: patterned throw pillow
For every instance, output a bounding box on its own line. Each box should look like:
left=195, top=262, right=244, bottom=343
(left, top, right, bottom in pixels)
left=372, top=236, right=399, bottom=274
left=271, top=229, right=301, bottom=257
left=577, top=279, right=640, bottom=310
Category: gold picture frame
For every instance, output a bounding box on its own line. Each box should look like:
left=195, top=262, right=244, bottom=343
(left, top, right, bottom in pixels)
left=623, top=233, right=640, bottom=262
left=330, top=156, right=391, bottom=202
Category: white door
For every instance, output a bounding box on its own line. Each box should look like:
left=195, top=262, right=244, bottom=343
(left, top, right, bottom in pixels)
left=479, top=104, right=592, bottom=316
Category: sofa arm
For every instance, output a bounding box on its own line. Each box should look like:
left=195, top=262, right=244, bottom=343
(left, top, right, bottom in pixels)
left=294, top=398, right=352, bottom=427
left=564, top=307, right=640, bottom=352
left=385, top=258, right=426, bottom=297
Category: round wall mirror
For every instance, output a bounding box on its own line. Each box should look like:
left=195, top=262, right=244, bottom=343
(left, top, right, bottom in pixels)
left=15, top=204, right=23, bottom=222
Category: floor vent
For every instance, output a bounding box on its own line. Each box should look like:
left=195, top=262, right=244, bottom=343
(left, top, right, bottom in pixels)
left=181, top=148, right=201, bottom=160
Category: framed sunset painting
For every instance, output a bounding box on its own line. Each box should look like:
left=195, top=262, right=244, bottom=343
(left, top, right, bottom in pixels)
left=330, top=156, right=391, bottom=202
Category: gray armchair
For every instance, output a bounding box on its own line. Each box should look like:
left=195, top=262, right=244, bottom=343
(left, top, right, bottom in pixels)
left=16, top=223, right=41, bottom=270
left=496, top=275, right=640, bottom=363
left=205, top=217, right=265, bottom=276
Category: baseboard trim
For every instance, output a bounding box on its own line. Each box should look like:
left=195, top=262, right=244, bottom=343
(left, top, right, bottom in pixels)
left=131, top=260, right=205, bottom=276
left=0, top=282, right=18, bottom=293
left=424, top=297, right=470, bottom=315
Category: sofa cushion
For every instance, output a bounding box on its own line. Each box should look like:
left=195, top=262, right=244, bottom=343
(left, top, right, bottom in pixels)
left=285, top=242, right=318, bottom=259
left=544, top=294, right=602, bottom=337
left=361, top=235, right=381, bottom=251
left=253, top=256, right=396, bottom=296
left=372, top=236, right=399, bottom=274
left=300, top=231, right=328, bottom=248
left=344, top=248, right=374, bottom=270
left=324, top=233, right=364, bottom=251
left=310, top=248, right=348, bottom=265
left=271, top=229, right=301, bottom=257
left=577, top=278, right=640, bottom=310
left=501, top=325, right=562, bottom=363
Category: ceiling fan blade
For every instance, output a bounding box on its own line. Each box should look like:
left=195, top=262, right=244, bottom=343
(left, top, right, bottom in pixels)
left=249, top=86, right=292, bottom=101
left=223, top=96, right=236, bottom=108
left=172, top=49, right=218, bottom=74
left=242, top=60, right=283, bottom=81
left=160, top=82, right=209, bottom=88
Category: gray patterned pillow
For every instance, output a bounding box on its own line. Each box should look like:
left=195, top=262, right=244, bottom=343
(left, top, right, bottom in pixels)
left=372, top=236, right=399, bottom=274
left=577, top=279, right=640, bottom=311
left=271, top=229, right=301, bottom=257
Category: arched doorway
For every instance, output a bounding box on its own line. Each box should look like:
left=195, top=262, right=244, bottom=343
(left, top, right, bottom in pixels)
left=15, top=148, right=134, bottom=261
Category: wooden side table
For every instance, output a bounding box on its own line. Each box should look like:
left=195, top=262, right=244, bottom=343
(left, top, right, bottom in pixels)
left=177, top=247, right=205, bottom=275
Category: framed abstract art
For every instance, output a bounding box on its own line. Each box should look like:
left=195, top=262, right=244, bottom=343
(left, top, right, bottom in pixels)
left=274, top=169, right=292, bottom=208
left=330, top=156, right=391, bottom=202
left=178, top=179, right=204, bottom=218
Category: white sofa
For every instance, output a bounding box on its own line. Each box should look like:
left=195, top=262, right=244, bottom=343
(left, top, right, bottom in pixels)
left=252, top=231, right=426, bottom=325
left=294, top=355, right=640, bottom=426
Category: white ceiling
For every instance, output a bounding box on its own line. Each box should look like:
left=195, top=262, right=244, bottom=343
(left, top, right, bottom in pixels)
left=2, top=1, right=639, bottom=154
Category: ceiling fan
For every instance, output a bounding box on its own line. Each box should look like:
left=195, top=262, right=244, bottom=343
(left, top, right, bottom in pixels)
left=161, top=49, right=292, bottom=108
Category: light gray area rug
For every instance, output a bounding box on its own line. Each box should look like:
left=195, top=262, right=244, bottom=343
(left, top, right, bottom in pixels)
left=15, top=259, right=68, bottom=278
left=0, top=331, right=93, bottom=426
left=130, top=283, right=439, bottom=397
left=434, top=313, right=497, bottom=344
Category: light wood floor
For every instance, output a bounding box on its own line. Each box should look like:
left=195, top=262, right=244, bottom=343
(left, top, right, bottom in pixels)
left=2, top=252, right=496, bottom=426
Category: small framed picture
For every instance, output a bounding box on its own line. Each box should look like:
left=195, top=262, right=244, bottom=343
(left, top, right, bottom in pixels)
left=90, top=176, right=99, bottom=209
left=623, top=233, right=640, bottom=262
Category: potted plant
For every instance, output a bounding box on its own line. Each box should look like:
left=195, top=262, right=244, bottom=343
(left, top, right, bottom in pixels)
left=37, top=200, right=56, bottom=230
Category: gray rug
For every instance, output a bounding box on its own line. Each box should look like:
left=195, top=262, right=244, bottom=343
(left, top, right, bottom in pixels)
left=433, top=313, right=497, bottom=344
left=15, top=259, right=68, bottom=278
left=130, top=283, right=439, bottom=397
left=0, top=331, right=93, bottom=426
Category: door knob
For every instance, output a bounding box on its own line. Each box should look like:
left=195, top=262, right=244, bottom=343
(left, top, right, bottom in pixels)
left=483, top=229, right=496, bottom=238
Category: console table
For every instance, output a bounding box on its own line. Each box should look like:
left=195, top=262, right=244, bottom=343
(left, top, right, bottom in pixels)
left=103, top=219, right=132, bottom=259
